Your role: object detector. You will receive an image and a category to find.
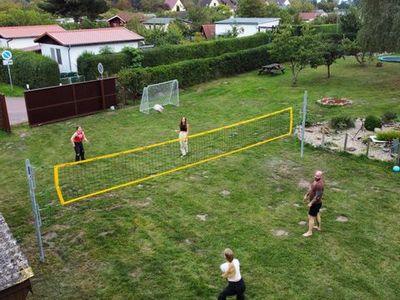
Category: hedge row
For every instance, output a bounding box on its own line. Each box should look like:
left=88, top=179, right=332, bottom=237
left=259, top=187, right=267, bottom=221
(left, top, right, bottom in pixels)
left=0, top=49, right=59, bottom=89
left=142, top=33, right=271, bottom=67
left=118, top=44, right=270, bottom=97
left=78, top=33, right=270, bottom=80
left=77, top=52, right=130, bottom=81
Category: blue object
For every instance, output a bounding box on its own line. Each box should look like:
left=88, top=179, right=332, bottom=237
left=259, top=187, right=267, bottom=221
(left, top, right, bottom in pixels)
left=378, top=55, right=400, bottom=63
left=393, top=165, right=400, bottom=172
left=1, top=50, right=12, bottom=60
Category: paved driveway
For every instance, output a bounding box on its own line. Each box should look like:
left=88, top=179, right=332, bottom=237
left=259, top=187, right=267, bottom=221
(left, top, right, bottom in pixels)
left=5, top=97, right=28, bottom=125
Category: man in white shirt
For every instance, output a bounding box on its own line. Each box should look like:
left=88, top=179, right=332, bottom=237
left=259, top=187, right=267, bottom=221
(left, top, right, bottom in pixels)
left=218, top=248, right=246, bottom=300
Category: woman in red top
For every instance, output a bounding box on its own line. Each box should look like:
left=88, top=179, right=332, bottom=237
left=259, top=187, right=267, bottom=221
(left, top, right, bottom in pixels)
left=70, top=126, right=89, bottom=161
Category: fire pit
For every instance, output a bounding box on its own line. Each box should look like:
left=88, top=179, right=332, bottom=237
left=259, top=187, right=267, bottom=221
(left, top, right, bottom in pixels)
left=317, top=97, right=352, bottom=106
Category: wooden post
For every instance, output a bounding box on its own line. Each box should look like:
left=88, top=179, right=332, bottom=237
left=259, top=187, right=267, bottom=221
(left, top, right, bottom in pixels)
left=321, top=132, right=325, bottom=148
left=366, top=138, right=370, bottom=157
left=0, top=94, right=11, bottom=133
left=344, top=133, right=348, bottom=151
left=100, top=79, right=106, bottom=110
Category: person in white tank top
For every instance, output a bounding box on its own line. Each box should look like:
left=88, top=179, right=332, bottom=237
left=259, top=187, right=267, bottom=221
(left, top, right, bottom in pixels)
left=218, top=248, right=246, bottom=300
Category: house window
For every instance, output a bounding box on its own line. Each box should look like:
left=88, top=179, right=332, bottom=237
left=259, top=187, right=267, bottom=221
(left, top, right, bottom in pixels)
left=50, top=48, right=62, bottom=65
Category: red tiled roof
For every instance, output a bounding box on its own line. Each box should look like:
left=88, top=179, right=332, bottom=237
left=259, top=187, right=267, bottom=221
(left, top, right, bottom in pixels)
left=201, top=24, right=215, bottom=40
left=107, top=12, right=147, bottom=23
left=35, top=27, right=144, bottom=46
left=20, top=45, right=41, bottom=52
left=0, top=25, right=65, bottom=39
left=299, top=12, right=320, bottom=21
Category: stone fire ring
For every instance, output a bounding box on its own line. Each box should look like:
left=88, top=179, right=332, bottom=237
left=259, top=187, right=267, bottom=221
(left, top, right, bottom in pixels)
left=317, top=97, right=352, bottom=106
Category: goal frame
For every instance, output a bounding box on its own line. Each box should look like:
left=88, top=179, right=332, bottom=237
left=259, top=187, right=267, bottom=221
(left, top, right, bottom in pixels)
left=140, top=79, right=179, bottom=114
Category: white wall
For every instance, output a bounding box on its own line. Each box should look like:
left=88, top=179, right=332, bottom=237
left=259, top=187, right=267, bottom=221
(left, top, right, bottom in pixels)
left=171, top=0, right=186, bottom=11
left=216, top=20, right=280, bottom=37
left=143, top=24, right=169, bottom=31
left=41, top=41, right=140, bottom=73
left=0, top=37, right=37, bottom=49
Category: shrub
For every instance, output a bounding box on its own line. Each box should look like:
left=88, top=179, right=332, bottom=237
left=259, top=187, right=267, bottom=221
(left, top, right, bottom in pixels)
left=382, top=111, right=398, bottom=124
left=118, top=44, right=270, bottom=97
left=0, top=48, right=59, bottom=89
left=330, top=116, right=355, bottom=130
left=78, top=33, right=270, bottom=79
left=376, top=131, right=400, bottom=141
left=364, top=115, right=382, bottom=131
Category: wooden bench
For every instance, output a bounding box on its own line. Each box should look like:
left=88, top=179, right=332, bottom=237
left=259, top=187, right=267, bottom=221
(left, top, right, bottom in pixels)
left=258, top=63, right=285, bottom=75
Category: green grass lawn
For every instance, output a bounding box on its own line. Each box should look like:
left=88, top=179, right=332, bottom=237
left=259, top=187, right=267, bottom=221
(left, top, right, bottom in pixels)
left=1, top=58, right=399, bottom=299
left=0, top=82, right=24, bottom=97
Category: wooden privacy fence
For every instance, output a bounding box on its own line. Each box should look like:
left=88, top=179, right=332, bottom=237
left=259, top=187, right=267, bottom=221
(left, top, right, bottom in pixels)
left=0, top=94, right=11, bottom=133
left=24, top=78, right=117, bottom=126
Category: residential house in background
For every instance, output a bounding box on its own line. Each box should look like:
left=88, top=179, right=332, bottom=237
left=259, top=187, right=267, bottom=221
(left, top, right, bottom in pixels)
left=143, top=17, right=190, bottom=31
left=200, top=24, right=216, bottom=40
left=35, top=27, right=144, bottom=73
left=266, top=0, right=290, bottom=8
left=298, top=11, right=327, bottom=22
left=199, top=0, right=238, bottom=11
left=0, top=25, right=65, bottom=50
left=107, top=12, right=147, bottom=27
left=164, top=0, right=186, bottom=12
left=215, top=18, right=280, bottom=37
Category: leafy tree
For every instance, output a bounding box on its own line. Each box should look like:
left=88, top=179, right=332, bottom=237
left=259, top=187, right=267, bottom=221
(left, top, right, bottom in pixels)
left=341, top=37, right=366, bottom=65
left=317, top=0, right=338, bottom=13
left=188, top=6, right=209, bottom=33
left=237, top=0, right=266, bottom=17
left=0, top=8, right=54, bottom=26
left=121, top=47, right=143, bottom=68
left=358, top=0, right=400, bottom=52
left=269, top=26, right=324, bottom=86
left=39, top=0, right=109, bottom=21
left=289, top=0, right=314, bottom=14
left=265, top=3, right=292, bottom=24
left=339, top=6, right=360, bottom=39
left=140, top=0, right=164, bottom=12
left=322, top=38, right=343, bottom=78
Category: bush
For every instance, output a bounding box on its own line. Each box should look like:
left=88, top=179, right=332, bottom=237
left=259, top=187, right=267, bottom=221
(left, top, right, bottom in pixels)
left=118, top=44, right=270, bottom=97
left=78, top=33, right=270, bottom=79
left=142, top=33, right=270, bottom=67
left=376, top=131, right=400, bottom=141
left=329, top=116, right=355, bottom=130
left=0, top=48, right=59, bottom=89
left=364, top=115, right=382, bottom=131
left=382, top=111, right=398, bottom=124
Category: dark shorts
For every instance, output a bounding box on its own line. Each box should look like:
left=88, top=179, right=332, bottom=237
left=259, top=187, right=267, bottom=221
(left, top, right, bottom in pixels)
left=309, top=202, right=322, bottom=217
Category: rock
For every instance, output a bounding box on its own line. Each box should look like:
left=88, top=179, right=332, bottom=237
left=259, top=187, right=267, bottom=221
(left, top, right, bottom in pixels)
left=221, top=190, right=231, bottom=197
left=298, top=221, right=307, bottom=226
left=272, top=229, right=288, bottom=236
left=336, top=216, right=348, bottom=222
left=196, top=214, right=208, bottom=221
left=184, top=239, right=192, bottom=245
left=293, top=203, right=301, bottom=208
left=347, top=147, right=357, bottom=152
left=137, top=184, right=143, bottom=189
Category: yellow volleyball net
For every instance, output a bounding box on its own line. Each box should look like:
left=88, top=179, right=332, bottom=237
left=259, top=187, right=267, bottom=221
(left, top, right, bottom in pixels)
left=54, top=107, right=293, bottom=205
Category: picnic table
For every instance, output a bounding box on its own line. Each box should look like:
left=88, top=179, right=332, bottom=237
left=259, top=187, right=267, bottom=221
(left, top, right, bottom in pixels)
left=258, top=63, right=285, bottom=75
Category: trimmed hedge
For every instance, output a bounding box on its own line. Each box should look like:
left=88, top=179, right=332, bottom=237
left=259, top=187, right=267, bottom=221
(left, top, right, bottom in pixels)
left=78, top=33, right=270, bottom=80
left=77, top=52, right=131, bottom=81
left=376, top=131, right=400, bottom=141
left=0, top=49, right=60, bottom=89
left=118, top=44, right=270, bottom=97
left=142, top=33, right=271, bottom=67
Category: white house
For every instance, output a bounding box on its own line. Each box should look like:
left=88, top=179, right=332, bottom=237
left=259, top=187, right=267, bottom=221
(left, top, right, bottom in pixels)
left=164, top=0, right=186, bottom=12
left=35, top=27, right=144, bottom=73
left=143, top=17, right=190, bottom=31
left=199, top=0, right=238, bottom=11
left=0, top=25, right=65, bottom=50
left=215, top=18, right=280, bottom=37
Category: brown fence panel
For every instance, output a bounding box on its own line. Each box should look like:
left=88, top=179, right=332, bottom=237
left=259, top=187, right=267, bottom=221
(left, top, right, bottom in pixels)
left=0, top=94, right=11, bottom=133
left=24, top=78, right=117, bottom=126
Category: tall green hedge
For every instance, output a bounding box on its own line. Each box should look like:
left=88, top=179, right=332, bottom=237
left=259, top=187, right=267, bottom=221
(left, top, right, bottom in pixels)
left=142, top=33, right=271, bottom=67
left=118, top=44, right=270, bottom=97
left=77, top=52, right=130, bottom=81
left=0, top=49, right=59, bottom=89
left=78, top=33, right=270, bottom=80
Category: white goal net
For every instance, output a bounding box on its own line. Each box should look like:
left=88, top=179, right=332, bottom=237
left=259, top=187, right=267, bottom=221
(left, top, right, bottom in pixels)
left=140, top=80, right=179, bottom=114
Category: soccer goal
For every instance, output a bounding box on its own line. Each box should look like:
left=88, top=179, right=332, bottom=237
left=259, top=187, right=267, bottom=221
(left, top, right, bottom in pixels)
left=140, top=79, right=179, bottom=114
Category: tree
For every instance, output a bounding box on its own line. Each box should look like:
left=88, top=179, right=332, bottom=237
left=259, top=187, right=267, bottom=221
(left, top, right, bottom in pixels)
left=237, top=0, right=266, bottom=17
left=341, top=38, right=367, bottom=65
left=0, top=8, right=54, bottom=26
left=339, top=6, right=360, bottom=39
left=289, top=0, right=314, bottom=14
left=39, top=0, right=109, bottom=21
left=269, top=26, right=324, bottom=86
left=265, top=3, right=292, bottom=24
left=358, top=0, right=400, bottom=52
left=322, top=38, right=343, bottom=78
left=317, top=0, right=338, bottom=13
